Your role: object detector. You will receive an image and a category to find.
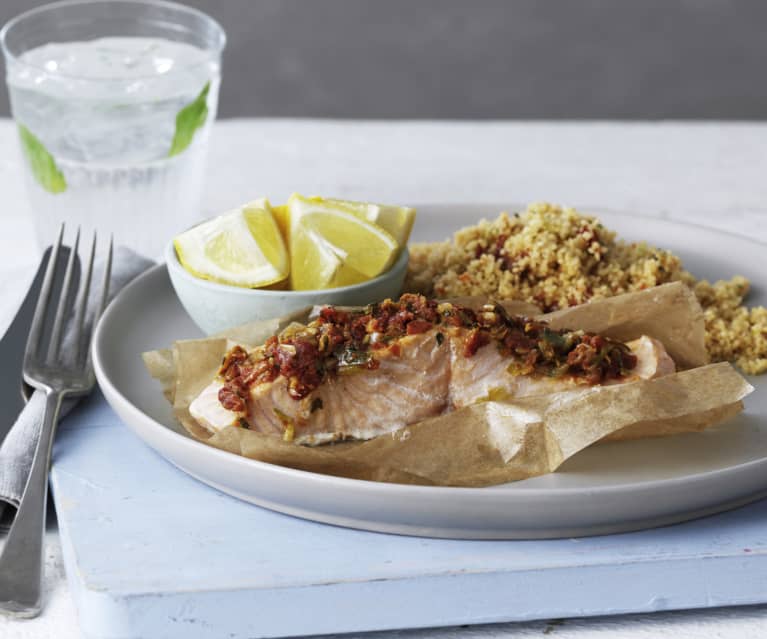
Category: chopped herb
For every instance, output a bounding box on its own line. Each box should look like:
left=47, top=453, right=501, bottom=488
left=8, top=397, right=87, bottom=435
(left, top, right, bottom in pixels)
left=436, top=332, right=444, bottom=345
left=238, top=417, right=250, bottom=429
left=542, top=328, right=567, bottom=349
left=310, top=397, right=324, bottom=412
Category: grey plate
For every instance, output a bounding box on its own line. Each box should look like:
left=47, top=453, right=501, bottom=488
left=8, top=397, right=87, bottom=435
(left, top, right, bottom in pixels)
left=92, top=205, right=767, bottom=539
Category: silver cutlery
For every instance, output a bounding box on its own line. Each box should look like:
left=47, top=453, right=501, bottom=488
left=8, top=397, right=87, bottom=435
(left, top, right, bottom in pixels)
left=0, top=226, right=111, bottom=617
left=0, top=247, right=67, bottom=445
left=0, top=247, right=72, bottom=532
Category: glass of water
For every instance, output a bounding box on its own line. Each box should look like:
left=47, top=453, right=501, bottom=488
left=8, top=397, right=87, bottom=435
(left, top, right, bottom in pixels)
left=0, top=0, right=225, bottom=257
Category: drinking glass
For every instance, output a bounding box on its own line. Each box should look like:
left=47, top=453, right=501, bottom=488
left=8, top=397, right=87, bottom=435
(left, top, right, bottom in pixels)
left=1, top=0, right=226, bottom=257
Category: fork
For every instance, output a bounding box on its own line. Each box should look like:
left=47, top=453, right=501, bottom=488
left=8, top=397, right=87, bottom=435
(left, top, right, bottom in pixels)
left=0, top=225, right=111, bottom=617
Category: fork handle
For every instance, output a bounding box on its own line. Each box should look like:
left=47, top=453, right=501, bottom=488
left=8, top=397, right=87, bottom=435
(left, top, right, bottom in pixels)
left=0, top=390, right=62, bottom=617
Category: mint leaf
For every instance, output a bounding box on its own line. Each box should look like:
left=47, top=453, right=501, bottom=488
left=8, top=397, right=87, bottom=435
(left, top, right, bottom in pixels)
left=168, top=82, right=210, bottom=157
left=17, top=124, right=67, bottom=194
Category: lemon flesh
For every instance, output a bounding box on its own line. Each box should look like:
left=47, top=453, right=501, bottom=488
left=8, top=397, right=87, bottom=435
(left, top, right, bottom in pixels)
left=323, top=197, right=416, bottom=248
left=272, top=204, right=290, bottom=243
left=274, top=197, right=415, bottom=248
left=288, top=194, right=400, bottom=290
left=174, top=198, right=289, bottom=288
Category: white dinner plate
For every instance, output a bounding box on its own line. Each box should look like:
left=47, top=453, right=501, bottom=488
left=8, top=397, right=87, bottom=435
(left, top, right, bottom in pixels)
left=93, top=205, right=767, bottom=539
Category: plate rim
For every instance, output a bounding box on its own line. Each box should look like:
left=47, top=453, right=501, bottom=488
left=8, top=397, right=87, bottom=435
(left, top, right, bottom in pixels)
left=93, top=205, right=767, bottom=499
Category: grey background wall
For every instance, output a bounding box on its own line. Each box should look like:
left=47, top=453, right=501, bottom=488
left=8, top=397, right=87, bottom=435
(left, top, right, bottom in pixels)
left=1, top=0, right=766, bottom=119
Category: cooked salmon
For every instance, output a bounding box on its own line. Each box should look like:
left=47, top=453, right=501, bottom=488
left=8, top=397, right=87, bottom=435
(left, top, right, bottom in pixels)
left=190, top=295, right=676, bottom=445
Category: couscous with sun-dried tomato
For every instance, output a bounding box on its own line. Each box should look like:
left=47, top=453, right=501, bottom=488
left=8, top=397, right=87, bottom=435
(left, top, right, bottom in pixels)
left=404, top=202, right=766, bottom=374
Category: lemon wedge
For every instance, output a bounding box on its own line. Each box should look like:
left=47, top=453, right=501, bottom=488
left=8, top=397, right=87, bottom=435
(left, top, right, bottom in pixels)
left=272, top=204, right=290, bottom=243
left=273, top=195, right=415, bottom=253
left=287, top=193, right=400, bottom=290
left=323, top=197, right=416, bottom=248
left=174, top=198, right=289, bottom=288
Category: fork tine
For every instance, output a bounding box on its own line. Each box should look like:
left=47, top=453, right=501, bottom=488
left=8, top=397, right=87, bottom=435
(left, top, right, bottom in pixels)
left=25, top=224, right=65, bottom=361
left=96, top=235, right=113, bottom=318
left=73, top=232, right=97, bottom=366
left=81, top=235, right=111, bottom=371
left=46, top=227, right=80, bottom=363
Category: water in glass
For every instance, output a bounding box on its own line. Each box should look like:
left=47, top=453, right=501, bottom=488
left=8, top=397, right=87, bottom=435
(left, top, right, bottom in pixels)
left=6, top=35, right=220, bottom=257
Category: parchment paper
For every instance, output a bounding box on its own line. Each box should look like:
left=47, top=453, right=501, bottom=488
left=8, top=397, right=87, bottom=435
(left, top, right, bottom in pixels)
left=144, top=282, right=753, bottom=487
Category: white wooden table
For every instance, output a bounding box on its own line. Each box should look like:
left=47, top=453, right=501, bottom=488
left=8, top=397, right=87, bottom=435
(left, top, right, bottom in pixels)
left=1, top=118, right=766, bottom=638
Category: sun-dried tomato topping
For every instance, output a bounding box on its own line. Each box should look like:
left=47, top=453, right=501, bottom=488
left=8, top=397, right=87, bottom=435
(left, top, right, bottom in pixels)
left=406, top=319, right=433, bottom=335
left=219, top=345, right=249, bottom=381
left=463, top=328, right=490, bottom=357
left=218, top=386, right=246, bottom=412
left=218, top=293, right=638, bottom=404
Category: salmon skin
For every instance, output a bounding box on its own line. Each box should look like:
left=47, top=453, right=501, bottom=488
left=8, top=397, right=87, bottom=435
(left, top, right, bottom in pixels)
left=190, top=294, right=675, bottom=445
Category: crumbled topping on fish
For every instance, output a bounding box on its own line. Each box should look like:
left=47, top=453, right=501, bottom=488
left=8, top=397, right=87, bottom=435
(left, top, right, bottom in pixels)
left=216, top=294, right=638, bottom=412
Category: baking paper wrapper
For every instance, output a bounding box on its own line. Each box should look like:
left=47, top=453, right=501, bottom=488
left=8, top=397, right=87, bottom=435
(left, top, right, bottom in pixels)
left=144, top=282, right=753, bottom=487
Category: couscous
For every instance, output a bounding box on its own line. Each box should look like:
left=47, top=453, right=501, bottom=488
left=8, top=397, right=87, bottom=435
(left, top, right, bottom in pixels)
left=404, top=202, right=767, bottom=374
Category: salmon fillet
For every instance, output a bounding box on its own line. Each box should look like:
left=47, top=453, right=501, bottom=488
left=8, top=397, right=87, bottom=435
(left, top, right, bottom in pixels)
left=190, top=295, right=676, bottom=445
